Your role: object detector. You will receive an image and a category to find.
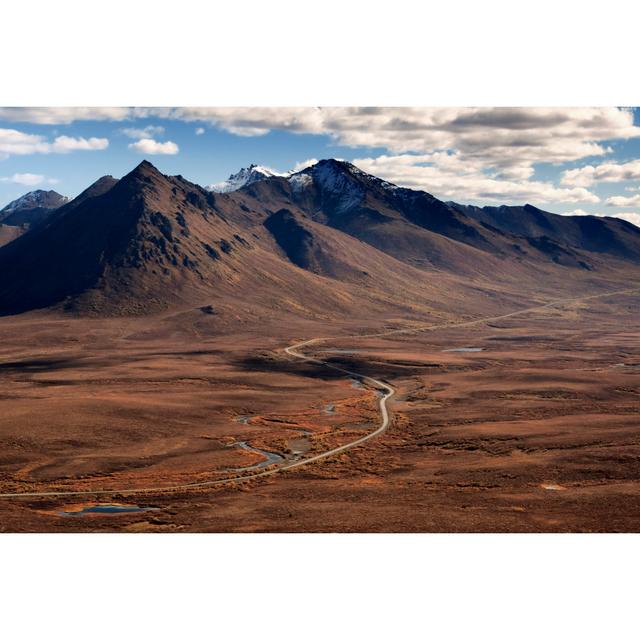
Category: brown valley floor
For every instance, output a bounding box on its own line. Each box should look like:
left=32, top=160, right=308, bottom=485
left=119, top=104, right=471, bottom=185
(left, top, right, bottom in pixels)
left=0, top=291, right=638, bottom=532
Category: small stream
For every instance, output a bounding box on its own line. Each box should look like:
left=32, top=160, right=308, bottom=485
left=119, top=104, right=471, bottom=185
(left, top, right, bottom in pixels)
left=224, top=441, right=285, bottom=472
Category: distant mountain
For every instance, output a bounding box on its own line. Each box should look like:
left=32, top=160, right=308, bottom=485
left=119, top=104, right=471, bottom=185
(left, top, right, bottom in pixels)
left=0, top=189, right=68, bottom=227
left=207, top=164, right=282, bottom=193
left=450, top=202, right=640, bottom=262
left=1, top=158, right=640, bottom=318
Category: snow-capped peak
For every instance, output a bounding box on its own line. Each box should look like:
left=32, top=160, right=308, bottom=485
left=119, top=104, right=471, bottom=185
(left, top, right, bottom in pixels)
left=207, top=164, right=282, bottom=193
left=290, top=158, right=401, bottom=212
left=0, top=190, right=69, bottom=215
left=205, top=159, right=401, bottom=210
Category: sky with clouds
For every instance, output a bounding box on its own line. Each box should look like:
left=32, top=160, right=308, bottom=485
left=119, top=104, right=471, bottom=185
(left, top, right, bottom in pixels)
left=1, top=107, right=639, bottom=226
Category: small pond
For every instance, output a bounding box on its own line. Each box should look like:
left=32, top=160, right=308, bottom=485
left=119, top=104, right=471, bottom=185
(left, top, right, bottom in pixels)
left=58, top=504, right=159, bottom=517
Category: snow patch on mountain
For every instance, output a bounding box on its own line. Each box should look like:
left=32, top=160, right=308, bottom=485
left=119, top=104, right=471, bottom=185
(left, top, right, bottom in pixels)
left=296, top=160, right=366, bottom=212
left=207, top=164, right=282, bottom=193
left=0, top=190, right=68, bottom=216
left=206, top=159, right=402, bottom=212
left=288, top=173, right=313, bottom=191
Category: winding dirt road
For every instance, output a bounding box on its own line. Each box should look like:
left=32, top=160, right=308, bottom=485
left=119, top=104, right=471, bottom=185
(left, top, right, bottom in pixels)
left=0, top=286, right=637, bottom=500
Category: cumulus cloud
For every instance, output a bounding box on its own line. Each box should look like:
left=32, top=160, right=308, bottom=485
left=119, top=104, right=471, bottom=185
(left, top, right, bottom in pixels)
left=120, top=125, right=165, bottom=139
left=560, top=208, right=640, bottom=228
left=0, top=128, right=49, bottom=155
left=606, top=194, right=640, bottom=207
left=138, top=108, right=637, bottom=173
left=0, top=107, right=133, bottom=125
left=0, top=128, right=108, bottom=156
left=564, top=208, right=591, bottom=216
left=128, top=138, right=179, bottom=155
left=613, top=212, right=640, bottom=227
left=195, top=127, right=205, bottom=135
left=50, top=136, right=109, bottom=152
left=0, top=173, right=58, bottom=186
left=291, top=158, right=318, bottom=172
left=3, top=107, right=637, bottom=167
left=352, top=153, right=600, bottom=204
left=561, top=158, right=640, bottom=187
left=225, top=125, right=270, bottom=137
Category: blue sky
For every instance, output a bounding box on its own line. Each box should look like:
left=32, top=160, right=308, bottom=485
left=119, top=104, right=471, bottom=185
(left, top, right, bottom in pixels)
left=1, top=107, right=639, bottom=226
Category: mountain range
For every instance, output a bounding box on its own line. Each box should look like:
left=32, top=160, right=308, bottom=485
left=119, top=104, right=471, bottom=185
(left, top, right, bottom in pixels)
left=0, top=158, right=639, bottom=319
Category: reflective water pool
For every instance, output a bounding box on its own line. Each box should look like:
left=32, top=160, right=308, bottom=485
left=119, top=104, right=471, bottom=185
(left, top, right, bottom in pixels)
left=58, top=504, right=159, bottom=517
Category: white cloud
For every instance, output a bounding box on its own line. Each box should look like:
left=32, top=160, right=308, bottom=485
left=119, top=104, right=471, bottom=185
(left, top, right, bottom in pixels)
left=352, top=153, right=600, bottom=205
left=606, top=194, right=640, bottom=208
left=0, top=107, right=133, bottom=125
left=2, top=107, right=640, bottom=210
left=164, top=107, right=638, bottom=178
left=0, top=128, right=108, bottom=156
left=613, top=212, right=640, bottom=227
left=3, top=107, right=637, bottom=171
left=120, top=125, right=165, bottom=139
left=0, top=173, right=58, bottom=186
left=195, top=127, right=205, bottom=135
left=291, top=158, right=318, bottom=172
left=128, top=138, right=179, bottom=155
left=50, top=136, right=109, bottom=152
left=565, top=208, right=590, bottom=216
left=561, top=158, right=640, bottom=187
left=225, top=125, right=270, bottom=137
left=0, top=128, right=49, bottom=155
left=560, top=208, right=640, bottom=228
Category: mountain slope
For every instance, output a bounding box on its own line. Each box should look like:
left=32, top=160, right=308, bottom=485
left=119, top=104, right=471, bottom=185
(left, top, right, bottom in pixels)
left=0, top=224, right=23, bottom=247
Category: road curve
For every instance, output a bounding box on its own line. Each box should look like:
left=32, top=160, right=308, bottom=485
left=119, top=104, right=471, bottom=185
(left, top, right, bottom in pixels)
left=0, top=286, right=637, bottom=500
